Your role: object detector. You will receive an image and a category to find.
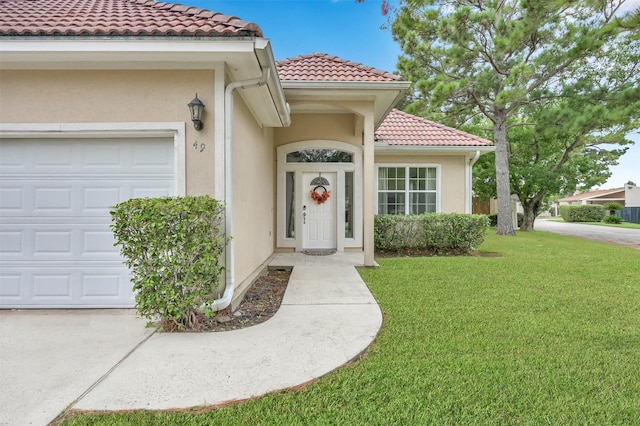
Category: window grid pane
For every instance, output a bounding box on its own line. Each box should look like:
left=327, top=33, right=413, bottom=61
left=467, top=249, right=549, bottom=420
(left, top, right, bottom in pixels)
left=378, top=166, right=437, bottom=215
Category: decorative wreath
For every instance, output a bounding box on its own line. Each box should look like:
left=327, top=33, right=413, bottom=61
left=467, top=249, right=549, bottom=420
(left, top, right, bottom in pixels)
left=310, top=185, right=331, bottom=205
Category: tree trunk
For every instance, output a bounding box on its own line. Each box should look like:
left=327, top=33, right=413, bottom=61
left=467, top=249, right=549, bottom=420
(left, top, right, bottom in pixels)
left=493, top=109, right=515, bottom=236
left=520, top=202, right=537, bottom=231
left=519, top=192, right=545, bottom=231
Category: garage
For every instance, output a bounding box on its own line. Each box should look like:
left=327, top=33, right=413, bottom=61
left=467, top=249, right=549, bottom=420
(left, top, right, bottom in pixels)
left=0, top=137, right=176, bottom=308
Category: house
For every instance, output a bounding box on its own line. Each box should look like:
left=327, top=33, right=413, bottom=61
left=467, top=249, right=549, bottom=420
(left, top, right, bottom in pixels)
left=558, top=187, right=627, bottom=207
left=0, top=0, right=494, bottom=309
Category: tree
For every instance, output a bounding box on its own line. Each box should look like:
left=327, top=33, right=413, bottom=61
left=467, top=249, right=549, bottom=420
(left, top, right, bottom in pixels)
left=391, top=0, right=639, bottom=235
left=472, top=34, right=640, bottom=231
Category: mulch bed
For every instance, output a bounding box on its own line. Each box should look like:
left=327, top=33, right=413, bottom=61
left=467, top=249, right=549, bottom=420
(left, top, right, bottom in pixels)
left=185, top=269, right=291, bottom=332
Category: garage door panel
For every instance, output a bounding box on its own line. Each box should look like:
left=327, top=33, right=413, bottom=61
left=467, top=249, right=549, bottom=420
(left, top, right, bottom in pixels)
left=0, top=273, right=22, bottom=299
left=1, top=138, right=174, bottom=174
left=3, top=179, right=173, bottom=217
left=1, top=265, right=133, bottom=306
left=0, top=186, right=23, bottom=211
left=132, top=143, right=174, bottom=169
left=0, top=137, right=175, bottom=308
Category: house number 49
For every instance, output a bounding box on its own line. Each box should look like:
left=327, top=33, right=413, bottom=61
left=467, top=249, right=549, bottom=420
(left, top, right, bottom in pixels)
left=193, top=141, right=206, bottom=152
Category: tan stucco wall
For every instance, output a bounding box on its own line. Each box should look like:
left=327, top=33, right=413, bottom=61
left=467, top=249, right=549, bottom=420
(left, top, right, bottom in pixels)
left=274, top=113, right=362, bottom=147
left=375, top=154, right=467, bottom=213
left=232, top=93, right=275, bottom=286
left=0, top=69, right=215, bottom=195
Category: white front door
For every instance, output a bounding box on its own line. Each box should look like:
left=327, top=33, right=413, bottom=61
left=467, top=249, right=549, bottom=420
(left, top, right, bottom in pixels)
left=303, top=172, right=337, bottom=249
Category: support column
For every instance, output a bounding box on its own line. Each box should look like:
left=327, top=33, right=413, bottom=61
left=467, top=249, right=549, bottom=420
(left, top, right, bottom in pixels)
left=363, top=112, right=375, bottom=267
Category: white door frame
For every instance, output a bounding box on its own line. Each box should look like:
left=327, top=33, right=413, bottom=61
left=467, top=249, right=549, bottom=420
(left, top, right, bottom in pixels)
left=276, top=140, right=363, bottom=252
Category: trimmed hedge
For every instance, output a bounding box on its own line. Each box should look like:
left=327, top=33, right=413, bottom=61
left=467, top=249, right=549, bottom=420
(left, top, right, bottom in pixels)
left=374, top=213, right=489, bottom=254
left=110, top=196, right=227, bottom=331
left=559, top=205, right=605, bottom=222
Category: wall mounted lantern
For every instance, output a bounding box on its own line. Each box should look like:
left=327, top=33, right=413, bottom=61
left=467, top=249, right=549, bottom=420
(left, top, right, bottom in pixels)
left=188, top=93, right=205, bottom=131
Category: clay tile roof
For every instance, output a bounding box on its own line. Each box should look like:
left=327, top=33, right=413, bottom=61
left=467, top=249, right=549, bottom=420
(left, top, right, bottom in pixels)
left=375, top=109, right=494, bottom=147
left=276, top=53, right=403, bottom=82
left=0, top=0, right=262, bottom=37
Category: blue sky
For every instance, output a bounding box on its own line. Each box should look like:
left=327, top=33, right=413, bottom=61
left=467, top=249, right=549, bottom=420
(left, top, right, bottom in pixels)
left=191, top=0, right=401, bottom=72
left=188, top=0, right=638, bottom=189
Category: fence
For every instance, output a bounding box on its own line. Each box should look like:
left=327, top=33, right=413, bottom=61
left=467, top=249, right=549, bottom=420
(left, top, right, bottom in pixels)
left=617, top=207, right=640, bottom=224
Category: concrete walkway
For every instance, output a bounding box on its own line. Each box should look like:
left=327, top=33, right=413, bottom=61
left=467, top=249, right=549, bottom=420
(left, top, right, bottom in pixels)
left=1, top=253, right=381, bottom=425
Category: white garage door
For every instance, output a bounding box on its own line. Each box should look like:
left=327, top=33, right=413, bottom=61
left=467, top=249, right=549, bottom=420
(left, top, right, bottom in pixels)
left=0, top=137, right=176, bottom=308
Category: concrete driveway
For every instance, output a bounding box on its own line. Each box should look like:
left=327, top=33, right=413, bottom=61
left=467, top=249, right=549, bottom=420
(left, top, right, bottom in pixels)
left=0, top=310, right=152, bottom=426
left=535, top=219, right=640, bottom=249
left=0, top=256, right=382, bottom=424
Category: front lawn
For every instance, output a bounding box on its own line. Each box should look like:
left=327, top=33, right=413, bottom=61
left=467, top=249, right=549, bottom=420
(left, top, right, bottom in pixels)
left=59, top=232, right=640, bottom=425
left=545, top=218, right=640, bottom=229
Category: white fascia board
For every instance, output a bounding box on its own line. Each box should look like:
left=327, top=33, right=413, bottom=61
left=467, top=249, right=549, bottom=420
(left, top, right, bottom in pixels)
left=0, top=38, right=259, bottom=70
left=0, top=37, right=258, bottom=54
left=374, top=145, right=495, bottom=155
left=281, top=81, right=410, bottom=91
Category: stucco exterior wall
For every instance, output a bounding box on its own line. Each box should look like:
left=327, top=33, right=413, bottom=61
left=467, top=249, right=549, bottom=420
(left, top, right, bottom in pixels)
left=375, top=154, right=467, bottom=213
left=625, top=184, right=640, bottom=207
left=232, top=93, right=275, bottom=287
left=0, top=69, right=215, bottom=195
left=274, top=113, right=362, bottom=147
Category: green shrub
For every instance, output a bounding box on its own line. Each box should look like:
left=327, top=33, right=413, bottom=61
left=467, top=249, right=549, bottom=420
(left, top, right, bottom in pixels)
left=560, top=205, right=605, bottom=222
left=374, top=213, right=489, bottom=254
left=110, top=196, right=227, bottom=331
left=602, top=215, right=623, bottom=224
left=602, top=202, right=623, bottom=216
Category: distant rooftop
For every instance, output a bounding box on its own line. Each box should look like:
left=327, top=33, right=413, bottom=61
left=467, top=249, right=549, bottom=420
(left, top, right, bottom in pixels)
left=559, top=187, right=625, bottom=202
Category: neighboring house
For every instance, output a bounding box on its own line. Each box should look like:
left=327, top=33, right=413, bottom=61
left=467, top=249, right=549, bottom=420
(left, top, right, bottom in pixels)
left=558, top=187, right=626, bottom=207
left=624, top=183, right=640, bottom=208
left=0, top=0, right=494, bottom=309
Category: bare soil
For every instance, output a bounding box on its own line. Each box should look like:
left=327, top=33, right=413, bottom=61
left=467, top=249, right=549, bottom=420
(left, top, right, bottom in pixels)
left=188, top=269, right=291, bottom=332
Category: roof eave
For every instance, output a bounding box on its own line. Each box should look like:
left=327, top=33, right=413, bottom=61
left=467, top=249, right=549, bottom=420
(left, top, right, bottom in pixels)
left=375, top=144, right=495, bottom=155
left=280, top=80, right=410, bottom=90
left=248, top=38, right=290, bottom=127
left=281, top=80, right=409, bottom=127
left=0, top=37, right=259, bottom=73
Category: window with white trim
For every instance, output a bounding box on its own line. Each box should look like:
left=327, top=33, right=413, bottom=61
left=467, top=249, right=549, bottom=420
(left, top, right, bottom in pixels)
left=377, top=166, right=437, bottom=214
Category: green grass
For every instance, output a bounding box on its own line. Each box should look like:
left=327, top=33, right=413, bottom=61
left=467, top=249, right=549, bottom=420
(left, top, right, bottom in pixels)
left=580, top=221, right=640, bottom=229
left=545, top=218, right=640, bottom=229
left=59, top=232, right=640, bottom=425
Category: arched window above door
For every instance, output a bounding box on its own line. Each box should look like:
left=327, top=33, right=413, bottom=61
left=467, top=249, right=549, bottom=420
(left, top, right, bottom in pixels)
left=286, top=149, right=353, bottom=163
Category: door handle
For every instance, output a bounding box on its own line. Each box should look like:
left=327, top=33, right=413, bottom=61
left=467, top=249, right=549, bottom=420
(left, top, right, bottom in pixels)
left=303, top=211, right=306, bottom=224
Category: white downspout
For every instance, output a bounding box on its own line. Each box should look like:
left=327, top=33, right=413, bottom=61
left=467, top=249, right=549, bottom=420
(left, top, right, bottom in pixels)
left=210, top=67, right=271, bottom=311
left=467, top=150, right=481, bottom=213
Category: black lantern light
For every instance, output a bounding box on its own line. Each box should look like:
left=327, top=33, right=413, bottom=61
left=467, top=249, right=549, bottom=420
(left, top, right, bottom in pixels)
left=188, top=93, right=205, bottom=131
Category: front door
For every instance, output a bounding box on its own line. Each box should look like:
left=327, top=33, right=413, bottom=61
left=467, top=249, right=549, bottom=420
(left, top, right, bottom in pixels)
left=303, top=172, right=337, bottom=249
